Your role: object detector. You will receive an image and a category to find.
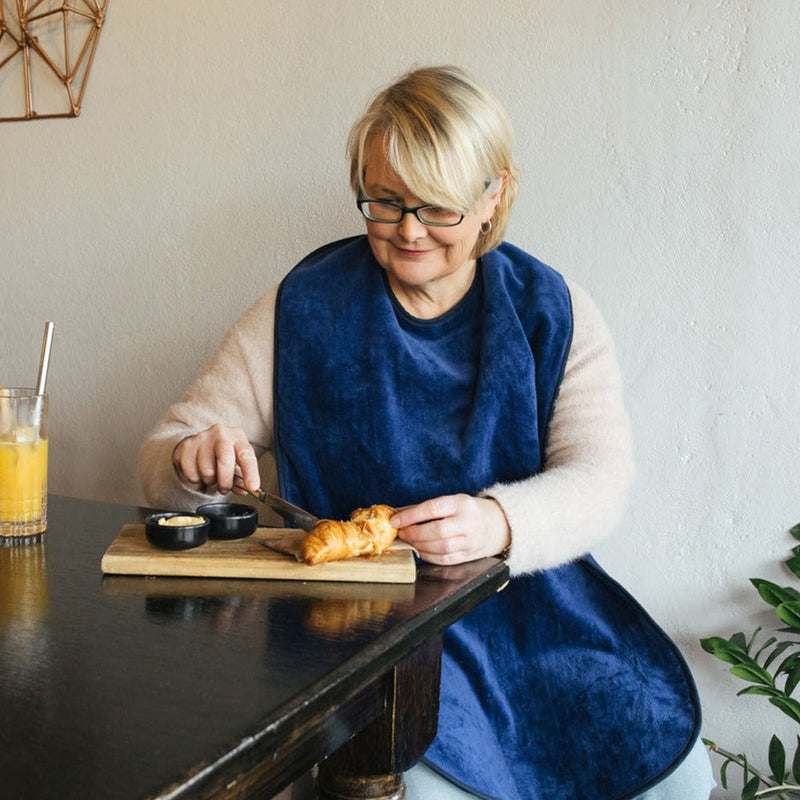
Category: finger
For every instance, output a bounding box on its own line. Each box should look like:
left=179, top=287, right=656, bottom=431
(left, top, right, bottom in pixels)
left=174, top=437, right=203, bottom=486
left=214, top=438, right=239, bottom=494
left=398, top=517, right=449, bottom=546
left=391, top=495, right=459, bottom=529
left=414, top=538, right=474, bottom=566
left=196, top=438, right=221, bottom=488
left=230, top=469, right=249, bottom=497
left=419, top=533, right=470, bottom=558
left=399, top=520, right=472, bottom=562
left=234, top=442, right=260, bottom=492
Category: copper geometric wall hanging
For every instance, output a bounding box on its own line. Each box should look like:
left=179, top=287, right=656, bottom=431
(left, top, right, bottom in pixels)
left=0, top=1, right=108, bottom=122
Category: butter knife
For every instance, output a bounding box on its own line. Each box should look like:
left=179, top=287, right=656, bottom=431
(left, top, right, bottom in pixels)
left=234, top=481, right=319, bottom=532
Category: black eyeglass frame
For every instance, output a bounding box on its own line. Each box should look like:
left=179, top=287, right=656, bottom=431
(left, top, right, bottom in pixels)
left=356, top=194, right=465, bottom=227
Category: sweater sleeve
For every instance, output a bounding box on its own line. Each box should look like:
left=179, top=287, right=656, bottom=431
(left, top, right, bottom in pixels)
left=137, top=287, right=278, bottom=511
left=481, top=280, right=635, bottom=575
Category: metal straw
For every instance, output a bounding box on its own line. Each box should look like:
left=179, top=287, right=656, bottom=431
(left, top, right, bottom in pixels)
left=32, top=322, right=54, bottom=429
left=36, top=322, right=54, bottom=395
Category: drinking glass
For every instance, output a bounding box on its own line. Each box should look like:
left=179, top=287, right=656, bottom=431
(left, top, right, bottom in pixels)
left=0, top=388, right=48, bottom=540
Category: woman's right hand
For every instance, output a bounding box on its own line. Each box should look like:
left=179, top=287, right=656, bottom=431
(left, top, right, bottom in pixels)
left=172, top=424, right=260, bottom=495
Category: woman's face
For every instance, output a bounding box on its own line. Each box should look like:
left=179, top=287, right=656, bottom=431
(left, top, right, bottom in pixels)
left=361, top=136, right=500, bottom=316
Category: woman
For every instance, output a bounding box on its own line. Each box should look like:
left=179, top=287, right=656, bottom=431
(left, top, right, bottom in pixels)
left=140, top=66, right=714, bottom=799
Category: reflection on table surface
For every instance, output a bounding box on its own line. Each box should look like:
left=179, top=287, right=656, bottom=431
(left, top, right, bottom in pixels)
left=102, top=574, right=417, bottom=639
left=0, top=542, right=49, bottom=691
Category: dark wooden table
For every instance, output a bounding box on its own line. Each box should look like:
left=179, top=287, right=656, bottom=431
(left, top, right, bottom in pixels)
left=0, top=495, right=508, bottom=799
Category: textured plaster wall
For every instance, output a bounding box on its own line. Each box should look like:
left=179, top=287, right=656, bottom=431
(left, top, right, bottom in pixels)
left=2, top=2, right=798, bottom=794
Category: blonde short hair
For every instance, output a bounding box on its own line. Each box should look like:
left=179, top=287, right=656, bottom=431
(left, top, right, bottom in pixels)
left=347, top=65, right=519, bottom=256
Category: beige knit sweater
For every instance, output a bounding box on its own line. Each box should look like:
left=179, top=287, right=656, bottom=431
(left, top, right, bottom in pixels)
left=138, top=279, right=634, bottom=577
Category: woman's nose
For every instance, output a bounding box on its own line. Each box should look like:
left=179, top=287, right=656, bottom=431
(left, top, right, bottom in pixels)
left=397, top=212, right=427, bottom=240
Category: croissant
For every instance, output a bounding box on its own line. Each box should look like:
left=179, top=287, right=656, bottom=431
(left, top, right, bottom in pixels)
left=301, top=504, right=397, bottom=565
left=304, top=599, right=393, bottom=635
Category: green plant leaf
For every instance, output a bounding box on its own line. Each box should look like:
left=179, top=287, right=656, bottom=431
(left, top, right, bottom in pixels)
left=776, top=602, right=800, bottom=630
left=737, top=685, right=783, bottom=698
left=731, top=662, right=775, bottom=686
left=719, top=757, right=729, bottom=789
left=786, top=553, right=800, bottom=580
left=701, top=636, right=750, bottom=665
left=753, top=579, right=800, bottom=608
left=789, top=523, right=800, bottom=542
left=765, top=641, right=798, bottom=670
left=770, top=734, right=787, bottom=782
left=742, top=773, right=761, bottom=799
left=769, top=695, right=800, bottom=724
left=747, top=627, right=764, bottom=654
left=778, top=652, right=800, bottom=678
left=731, top=631, right=748, bottom=650
left=793, top=736, right=800, bottom=784
left=756, top=636, right=779, bottom=662
left=786, top=664, right=800, bottom=698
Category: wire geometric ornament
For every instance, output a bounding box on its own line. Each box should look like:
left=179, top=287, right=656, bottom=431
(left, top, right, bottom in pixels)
left=0, top=1, right=108, bottom=122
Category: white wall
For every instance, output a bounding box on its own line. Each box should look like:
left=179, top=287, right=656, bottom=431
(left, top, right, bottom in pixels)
left=3, top=2, right=798, bottom=794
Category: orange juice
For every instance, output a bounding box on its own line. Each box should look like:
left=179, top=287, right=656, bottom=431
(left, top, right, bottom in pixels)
left=0, top=389, right=49, bottom=537
left=0, top=436, right=48, bottom=532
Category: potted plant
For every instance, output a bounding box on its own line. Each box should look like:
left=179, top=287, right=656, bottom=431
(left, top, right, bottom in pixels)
left=701, top=523, right=800, bottom=798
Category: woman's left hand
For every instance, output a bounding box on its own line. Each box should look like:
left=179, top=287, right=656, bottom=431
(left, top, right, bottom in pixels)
left=390, top=494, right=510, bottom=565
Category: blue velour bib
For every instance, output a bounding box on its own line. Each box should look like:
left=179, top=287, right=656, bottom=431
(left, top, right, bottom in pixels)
left=273, top=236, right=700, bottom=799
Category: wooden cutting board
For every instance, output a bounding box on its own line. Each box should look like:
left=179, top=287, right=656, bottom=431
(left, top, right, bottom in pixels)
left=100, top=524, right=417, bottom=583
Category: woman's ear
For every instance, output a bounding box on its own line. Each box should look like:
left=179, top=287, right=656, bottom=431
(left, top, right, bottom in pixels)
left=486, top=171, right=508, bottom=201
left=483, top=171, right=508, bottom=218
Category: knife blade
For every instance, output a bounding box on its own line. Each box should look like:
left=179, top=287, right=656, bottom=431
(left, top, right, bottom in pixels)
left=235, top=482, right=319, bottom=532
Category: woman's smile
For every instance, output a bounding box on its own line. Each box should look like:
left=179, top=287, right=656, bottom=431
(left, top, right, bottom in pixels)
left=394, top=245, right=434, bottom=256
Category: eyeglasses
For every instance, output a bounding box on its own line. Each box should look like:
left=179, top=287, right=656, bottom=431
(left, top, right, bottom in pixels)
left=356, top=195, right=464, bottom=227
